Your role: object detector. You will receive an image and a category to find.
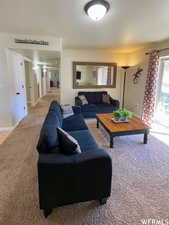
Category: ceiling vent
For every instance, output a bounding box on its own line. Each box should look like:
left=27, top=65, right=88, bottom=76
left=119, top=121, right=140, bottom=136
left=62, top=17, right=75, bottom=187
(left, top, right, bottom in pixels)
left=14, top=38, right=49, bottom=46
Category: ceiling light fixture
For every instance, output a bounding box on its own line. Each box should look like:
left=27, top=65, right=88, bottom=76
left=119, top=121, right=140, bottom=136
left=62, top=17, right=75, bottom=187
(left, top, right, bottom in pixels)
left=84, top=0, right=110, bottom=21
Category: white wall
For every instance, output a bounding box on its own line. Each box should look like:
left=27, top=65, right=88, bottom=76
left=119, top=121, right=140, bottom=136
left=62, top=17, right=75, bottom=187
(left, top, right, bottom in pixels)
left=42, top=71, right=47, bottom=96
left=0, top=48, right=13, bottom=128
left=28, top=62, right=36, bottom=105
left=60, top=49, right=128, bottom=105
left=24, top=61, right=31, bottom=102
left=124, top=49, right=149, bottom=117
left=32, top=69, right=40, bottom=104
left=24, top=61, right=40, bottom=106
left=46, top=71, right=51, bottom=91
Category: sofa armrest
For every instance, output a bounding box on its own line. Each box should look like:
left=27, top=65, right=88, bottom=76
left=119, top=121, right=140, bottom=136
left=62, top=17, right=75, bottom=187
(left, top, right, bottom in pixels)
left=75, top=96, right=82, bottom=106
left=38, top=149, right=112, bottom=208
left=38, top=148, right=111, bottom=171
left=72, top=106, right=81, bottom=115
left=109, top=97, right=120, bottom=109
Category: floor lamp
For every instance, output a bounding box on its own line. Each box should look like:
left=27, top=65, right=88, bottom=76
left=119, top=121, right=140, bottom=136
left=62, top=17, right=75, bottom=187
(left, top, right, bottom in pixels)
left=121, top=66, right=130, bottom=109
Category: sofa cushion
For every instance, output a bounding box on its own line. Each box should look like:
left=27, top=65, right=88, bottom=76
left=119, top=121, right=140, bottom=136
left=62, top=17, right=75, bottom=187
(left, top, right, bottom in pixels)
left=81, top=104, right=97, bottom=112
left=57, top=128, right=81, bottom=155
left=62, top=114, right=88, bottom=131
left=96, top=104, right=116, bottom=114
left=72, top=106, right=81, bottom=115
left=78, top=92, right=107, bottom=104
left=37, top=111, right=61, bottom=153
left=80, top=111, right=96, bottom=118
left=68, top=130, right=98, bottom=152
left=49, top=101, right=63, bottom=126
left=61, top=105, right=74, bottom=118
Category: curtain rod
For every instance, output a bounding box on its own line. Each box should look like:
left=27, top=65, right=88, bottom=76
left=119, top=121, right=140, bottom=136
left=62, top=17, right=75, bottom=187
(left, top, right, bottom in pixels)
left=145, top=47, right=169, bottom=55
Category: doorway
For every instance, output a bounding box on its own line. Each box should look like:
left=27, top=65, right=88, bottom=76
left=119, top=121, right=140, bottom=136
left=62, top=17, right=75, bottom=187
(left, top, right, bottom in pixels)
left=47, top=68, right=60, bottom=101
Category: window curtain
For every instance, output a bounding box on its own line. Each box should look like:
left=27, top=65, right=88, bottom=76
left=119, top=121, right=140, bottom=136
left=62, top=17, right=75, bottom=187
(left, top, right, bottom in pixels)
left=142, top=50, right=160, bottom=126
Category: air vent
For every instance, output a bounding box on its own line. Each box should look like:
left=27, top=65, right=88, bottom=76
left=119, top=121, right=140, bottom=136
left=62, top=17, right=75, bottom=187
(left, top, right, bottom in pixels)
left=14, top=38, right=49, bottom=46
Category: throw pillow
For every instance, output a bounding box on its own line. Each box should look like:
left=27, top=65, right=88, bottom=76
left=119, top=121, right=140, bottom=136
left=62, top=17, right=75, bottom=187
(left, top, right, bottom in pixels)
left=61, top=104, right=74, bottom=118
left=78, top=95, right=88, bottom=105
left=102, top=94, right=111, bottom=104
left=57, top=127, right=81, bottom=155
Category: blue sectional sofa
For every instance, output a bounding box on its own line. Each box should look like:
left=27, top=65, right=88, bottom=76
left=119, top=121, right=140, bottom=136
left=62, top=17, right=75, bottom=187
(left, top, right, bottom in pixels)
left=37, top=101, right=112, bottom=217
left=75, top=91, right=120, bottom=118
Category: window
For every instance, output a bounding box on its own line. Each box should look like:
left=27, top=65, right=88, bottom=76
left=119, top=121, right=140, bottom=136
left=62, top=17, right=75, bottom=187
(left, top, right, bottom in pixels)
left=154, top=58, right=169, bottom=126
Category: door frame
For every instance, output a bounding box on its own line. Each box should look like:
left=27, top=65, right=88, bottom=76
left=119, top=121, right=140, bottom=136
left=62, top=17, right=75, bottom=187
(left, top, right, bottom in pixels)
left=24, top=60, right=35, bottom=106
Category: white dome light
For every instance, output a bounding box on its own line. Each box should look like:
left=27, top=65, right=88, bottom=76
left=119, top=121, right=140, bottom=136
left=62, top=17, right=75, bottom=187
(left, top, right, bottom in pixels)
left=87, top=4, right=107, bottom=21
left=84, top=0, right=110, bottom=21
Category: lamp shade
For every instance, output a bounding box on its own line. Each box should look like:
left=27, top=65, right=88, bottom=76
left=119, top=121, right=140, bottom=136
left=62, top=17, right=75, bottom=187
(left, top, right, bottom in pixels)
left=122, top=66, right=130, bottom=70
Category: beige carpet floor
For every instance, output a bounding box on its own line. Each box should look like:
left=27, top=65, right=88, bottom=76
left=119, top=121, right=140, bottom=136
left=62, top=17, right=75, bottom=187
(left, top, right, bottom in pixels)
left=0, top=131, right=11, bottom=145
left=0, top=94, right=169, bottom=225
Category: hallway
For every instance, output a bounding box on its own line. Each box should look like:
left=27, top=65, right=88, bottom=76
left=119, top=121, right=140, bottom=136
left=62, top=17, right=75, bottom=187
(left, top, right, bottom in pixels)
left=28, top=90, right=59, bottom=116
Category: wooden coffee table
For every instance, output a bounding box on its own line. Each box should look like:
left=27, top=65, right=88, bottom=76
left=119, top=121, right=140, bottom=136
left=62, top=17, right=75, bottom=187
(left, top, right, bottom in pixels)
left=96, top=113, right=150, bottom=148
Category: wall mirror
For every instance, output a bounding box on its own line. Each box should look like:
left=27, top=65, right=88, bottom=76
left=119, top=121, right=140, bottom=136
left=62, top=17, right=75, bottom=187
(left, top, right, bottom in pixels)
left=73, top=62, right=117, bottom=89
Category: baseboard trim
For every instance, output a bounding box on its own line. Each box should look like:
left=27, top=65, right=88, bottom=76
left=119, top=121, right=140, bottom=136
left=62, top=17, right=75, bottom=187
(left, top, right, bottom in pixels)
left=0, top=126, right=14, bottom=131
left=0, top=120, right=21, bottom=131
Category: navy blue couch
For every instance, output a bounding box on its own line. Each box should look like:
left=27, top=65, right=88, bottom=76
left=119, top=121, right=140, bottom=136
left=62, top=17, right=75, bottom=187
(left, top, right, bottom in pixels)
left=75, top=91, right=120, bottom=118
left=37, top=101, right=112, bottom=217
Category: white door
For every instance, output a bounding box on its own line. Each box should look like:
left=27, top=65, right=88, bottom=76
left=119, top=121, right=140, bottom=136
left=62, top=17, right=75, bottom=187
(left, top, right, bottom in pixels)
left=8, top=50, right=28, bottom=125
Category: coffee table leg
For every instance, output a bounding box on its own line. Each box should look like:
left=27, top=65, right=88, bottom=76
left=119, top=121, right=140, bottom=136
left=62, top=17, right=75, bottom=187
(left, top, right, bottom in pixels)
left=110, top=135, right=114, bottom=148
left=144, top=130, right=149, bottom=144
left=97, top=119, right=99, bottom=128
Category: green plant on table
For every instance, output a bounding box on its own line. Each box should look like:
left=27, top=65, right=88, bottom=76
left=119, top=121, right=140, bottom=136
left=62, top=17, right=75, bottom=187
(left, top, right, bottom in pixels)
left=113, top=109, right=132, bottom=121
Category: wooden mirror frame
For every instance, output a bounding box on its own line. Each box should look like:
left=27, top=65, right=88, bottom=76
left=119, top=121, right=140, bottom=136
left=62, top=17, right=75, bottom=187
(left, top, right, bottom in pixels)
left=73, top=61, right=117, bottom=89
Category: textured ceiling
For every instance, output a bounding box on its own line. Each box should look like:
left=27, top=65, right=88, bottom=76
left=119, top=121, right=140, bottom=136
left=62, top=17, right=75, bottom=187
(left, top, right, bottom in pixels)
left=1, top=0, right=169, bottom=51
